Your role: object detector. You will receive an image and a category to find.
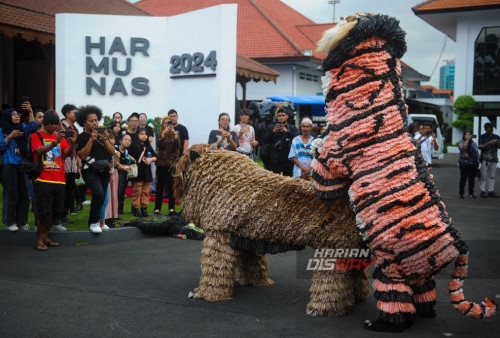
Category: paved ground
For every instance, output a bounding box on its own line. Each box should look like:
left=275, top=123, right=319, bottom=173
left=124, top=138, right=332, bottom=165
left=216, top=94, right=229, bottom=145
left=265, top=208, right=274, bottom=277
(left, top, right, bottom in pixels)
left=1, top=158, right=499, bottom=337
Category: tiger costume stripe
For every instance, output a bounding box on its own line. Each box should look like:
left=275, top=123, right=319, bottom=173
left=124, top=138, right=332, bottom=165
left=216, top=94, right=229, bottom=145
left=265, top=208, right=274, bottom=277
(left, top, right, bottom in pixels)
left=312, top=14, right=496, bottom=332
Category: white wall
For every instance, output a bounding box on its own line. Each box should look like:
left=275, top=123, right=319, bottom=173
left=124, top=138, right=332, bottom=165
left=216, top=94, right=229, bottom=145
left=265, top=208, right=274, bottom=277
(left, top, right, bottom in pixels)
left=453, top=9, right=500, bottom=145
left=56, top=5, right=237, bottom=145
left=236, top=64, right=322, bottom=101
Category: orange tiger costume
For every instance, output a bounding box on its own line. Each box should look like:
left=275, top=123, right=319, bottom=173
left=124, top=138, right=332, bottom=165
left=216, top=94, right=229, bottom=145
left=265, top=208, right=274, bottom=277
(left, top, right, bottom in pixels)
left=313, top=14, right=496, bottom=332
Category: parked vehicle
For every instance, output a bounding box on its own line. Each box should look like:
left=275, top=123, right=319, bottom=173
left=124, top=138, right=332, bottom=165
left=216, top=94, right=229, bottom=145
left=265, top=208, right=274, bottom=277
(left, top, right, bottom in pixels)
left=407, top=114, right=444, bottom=159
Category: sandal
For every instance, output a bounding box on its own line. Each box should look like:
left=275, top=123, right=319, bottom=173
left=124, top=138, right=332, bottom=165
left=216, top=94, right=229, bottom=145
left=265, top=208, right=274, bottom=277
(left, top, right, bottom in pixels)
left=154, top=210, right=160, bottom=215
left=44, top=240, right=60, bottom=247
left=36, top=244, right=48, bottom=251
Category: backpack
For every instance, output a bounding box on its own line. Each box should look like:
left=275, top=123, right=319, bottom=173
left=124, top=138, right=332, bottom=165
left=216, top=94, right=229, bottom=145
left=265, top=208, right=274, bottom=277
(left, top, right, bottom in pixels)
left=21, top=132, right=44, bottom=180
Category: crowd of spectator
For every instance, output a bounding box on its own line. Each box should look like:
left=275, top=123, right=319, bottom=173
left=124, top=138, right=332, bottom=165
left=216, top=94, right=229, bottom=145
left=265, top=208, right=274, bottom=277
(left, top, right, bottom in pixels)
left=1, top=100, right=499, bottom=250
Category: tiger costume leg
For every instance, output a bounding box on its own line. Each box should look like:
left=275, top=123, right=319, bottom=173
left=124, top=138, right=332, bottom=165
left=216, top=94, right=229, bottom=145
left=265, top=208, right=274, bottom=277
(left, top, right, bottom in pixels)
left=413, top=278, right=437, bottom=318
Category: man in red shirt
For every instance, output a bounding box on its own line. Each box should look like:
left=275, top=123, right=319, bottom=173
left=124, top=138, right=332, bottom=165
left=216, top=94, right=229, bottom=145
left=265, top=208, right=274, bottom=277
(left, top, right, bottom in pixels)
left=31, top=110, right=76, bottom=251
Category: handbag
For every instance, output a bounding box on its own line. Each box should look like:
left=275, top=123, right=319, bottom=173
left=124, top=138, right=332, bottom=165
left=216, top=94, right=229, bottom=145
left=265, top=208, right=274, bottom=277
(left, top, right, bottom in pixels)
left=75, top=175, right=85, bottom=186
left=89, top=159, right=110, bottom=172
left=21, top=132, right=44, bottom=180
left=127, top=164, right=138, bottom=179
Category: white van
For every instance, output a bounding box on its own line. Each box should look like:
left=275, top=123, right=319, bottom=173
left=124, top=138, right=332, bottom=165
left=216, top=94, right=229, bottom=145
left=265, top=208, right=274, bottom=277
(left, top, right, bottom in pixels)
left=407, top=114, right=444, bottom=159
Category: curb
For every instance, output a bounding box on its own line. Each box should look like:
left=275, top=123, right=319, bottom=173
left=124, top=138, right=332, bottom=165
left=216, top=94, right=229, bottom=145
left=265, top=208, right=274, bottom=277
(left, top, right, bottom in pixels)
left=0, top=226, right=151, bottom=246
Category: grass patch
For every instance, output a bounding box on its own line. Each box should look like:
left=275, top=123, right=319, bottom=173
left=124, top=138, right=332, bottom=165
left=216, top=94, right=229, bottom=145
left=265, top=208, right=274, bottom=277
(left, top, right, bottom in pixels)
left=0, top=184, right=182, bottom=232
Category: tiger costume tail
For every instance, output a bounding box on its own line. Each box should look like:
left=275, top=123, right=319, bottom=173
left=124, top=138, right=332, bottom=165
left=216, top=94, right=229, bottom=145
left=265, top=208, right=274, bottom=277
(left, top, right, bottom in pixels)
left=449, top=252, right=496, bottom=318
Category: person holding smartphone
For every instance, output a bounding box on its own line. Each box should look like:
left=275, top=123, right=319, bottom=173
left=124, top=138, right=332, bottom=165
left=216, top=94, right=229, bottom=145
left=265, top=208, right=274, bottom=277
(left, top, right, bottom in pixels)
left=154, top=116, right=180, bottom=215
left=262, top=106, right=299, bottom=176
left=208, top=113, right=238, bottom=150
left=59, top=104, right=80, bottom=225
left=232, top=109, right=258, bottom=159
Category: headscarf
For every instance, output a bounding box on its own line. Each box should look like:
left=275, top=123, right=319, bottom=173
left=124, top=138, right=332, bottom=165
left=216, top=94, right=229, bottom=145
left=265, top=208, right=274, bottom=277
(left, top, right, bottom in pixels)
left=462, top=129, right=478, bottom=164
left=1, top=108, right=28, bottom=156
left=160, top=116, right=171, bottom=134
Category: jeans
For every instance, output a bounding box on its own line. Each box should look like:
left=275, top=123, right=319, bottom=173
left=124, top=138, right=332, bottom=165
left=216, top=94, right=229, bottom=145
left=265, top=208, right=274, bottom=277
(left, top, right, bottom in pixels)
left=64, top=172, right=76, bottom=215
left=479, top=160, right=497, bottom=193
left=2, top=164, right=30, bottom=226
left=459, top=164, right=476, bottom=196
left=155, top=166, right=176, bottom=211
left=82, top=170, right=110, bottom=226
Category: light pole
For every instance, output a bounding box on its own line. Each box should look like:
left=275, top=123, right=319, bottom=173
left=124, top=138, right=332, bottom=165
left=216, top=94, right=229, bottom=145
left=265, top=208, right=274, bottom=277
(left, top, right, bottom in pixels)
left=328, top=0, right=341, bottom=23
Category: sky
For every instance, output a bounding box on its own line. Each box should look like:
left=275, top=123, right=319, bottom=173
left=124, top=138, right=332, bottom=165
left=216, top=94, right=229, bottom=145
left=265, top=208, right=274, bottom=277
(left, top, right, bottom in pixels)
left=129, top=0, right=455, bottom=87
left=281, top=0, right=455, bottom=87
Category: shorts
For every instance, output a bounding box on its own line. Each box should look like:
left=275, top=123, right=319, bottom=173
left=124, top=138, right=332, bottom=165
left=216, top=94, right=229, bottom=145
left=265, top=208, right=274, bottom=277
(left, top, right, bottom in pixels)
left=34, top=181, right=65, bottom=223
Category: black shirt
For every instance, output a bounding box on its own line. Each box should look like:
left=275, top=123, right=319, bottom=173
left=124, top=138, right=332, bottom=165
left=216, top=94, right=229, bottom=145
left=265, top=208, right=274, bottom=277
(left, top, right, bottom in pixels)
left=128, top=141, right=157, bottom=182
left=75, top=132, right=111, bottom=172
left=174, top=124, right=189, bottom=156
left=125, top=130, right=140, bottom=144
left=262, top=123, right=299, bottom=162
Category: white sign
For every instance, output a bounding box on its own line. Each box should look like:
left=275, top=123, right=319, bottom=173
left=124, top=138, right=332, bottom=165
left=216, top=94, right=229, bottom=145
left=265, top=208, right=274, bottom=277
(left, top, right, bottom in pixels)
left=56, top=5, right=237, bottom=145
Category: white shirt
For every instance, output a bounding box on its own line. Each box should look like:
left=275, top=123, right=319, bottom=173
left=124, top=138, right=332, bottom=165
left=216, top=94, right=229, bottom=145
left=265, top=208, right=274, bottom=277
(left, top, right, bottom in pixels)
left=415, top=133, right=434, bottom=164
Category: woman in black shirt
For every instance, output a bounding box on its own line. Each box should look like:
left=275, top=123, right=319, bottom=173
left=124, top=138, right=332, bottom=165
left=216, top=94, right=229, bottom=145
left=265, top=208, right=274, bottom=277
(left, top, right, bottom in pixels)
left=75, top=105, right=116, bottom=234
left=128, top=127, right=157, bottom=217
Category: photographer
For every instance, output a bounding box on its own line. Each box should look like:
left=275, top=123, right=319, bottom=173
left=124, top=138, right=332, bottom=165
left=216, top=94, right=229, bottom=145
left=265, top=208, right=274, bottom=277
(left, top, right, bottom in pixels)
left=415, top=123, right=438, bottom=166
left=32, top=110, right=75, bottom=250
left=75, top=105, right=116, bottom=233
left=262, top=107, right=299, bottom=176
left=1, top=102, right=37, bottom=232
left=208, top=113, right=238, bottom=150
left=154, top=116, right=180, bottom=215
left=458, top=130, right=479, bottom=199
left=478, top=122, right=500, bottom=198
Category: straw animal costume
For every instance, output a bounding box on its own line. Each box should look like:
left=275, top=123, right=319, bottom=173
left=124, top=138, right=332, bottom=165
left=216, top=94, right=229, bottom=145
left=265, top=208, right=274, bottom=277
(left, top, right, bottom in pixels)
left=313, top=13, right=496, bottom=331
left=174, top=145, right=369, bottom=316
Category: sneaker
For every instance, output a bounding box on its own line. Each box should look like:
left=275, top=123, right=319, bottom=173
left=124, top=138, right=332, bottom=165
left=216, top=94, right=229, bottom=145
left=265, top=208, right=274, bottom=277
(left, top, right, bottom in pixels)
left=89, top=223, right=102, bottom=234
left=6, top=224, right=19, bottom=232
left=480, top=191, right=488, bottom=198
left=469, top=195, right=477, bottom=199
left=82, top=200, right=91, bottom=205
left=52, top=224, right=67, bottom=231
left=488, top=192, right=499, bottom=198
left=20, top=224, right=30, bottom=231
left=459, top=195, right=464, bottom=199
left=74, top=203, right=83, bottom=212
left=61, top=217, right=74, bottom=224
left=101, top=224, right=110, bottom=231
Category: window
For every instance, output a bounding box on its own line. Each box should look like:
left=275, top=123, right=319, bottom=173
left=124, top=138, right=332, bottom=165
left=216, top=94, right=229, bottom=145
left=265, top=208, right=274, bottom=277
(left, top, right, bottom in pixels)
left=473, top=26, right=500, bottom=95
left=299, top=72, right=319, bottom=82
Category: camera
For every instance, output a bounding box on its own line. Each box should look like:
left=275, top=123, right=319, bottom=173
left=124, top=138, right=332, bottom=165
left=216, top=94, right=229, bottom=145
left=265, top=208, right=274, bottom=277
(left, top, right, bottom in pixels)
left=64, top=130, right=74, bottom=138
left=426, top=130, right=432, bottom=135
left=223, top=125, right=230, bottom=132
left=22, top=96, right=30, bottom=103
left=96, top=127, right=106, bottom=134
left=167, top=121, right=173, bottom=126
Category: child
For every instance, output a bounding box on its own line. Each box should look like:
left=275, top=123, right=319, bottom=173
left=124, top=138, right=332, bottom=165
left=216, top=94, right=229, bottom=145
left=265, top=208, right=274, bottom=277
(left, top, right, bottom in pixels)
left=105, top=131, right=119, bottom=226
left=128, top=127, right=157, bottom=217
left=115, top=134, right=136, bottom=214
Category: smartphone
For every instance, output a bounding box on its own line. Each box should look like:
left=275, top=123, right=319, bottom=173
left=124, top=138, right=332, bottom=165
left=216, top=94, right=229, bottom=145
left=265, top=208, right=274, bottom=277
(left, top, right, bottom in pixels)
left=64, top=130, right=74, bottom=138
left=223, top=126, right=230, bottom=132
left=22, top=96, right=30, bottom=103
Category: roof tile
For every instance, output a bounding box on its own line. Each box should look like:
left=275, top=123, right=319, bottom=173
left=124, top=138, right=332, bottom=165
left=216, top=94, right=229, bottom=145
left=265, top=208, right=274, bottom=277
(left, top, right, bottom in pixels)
left=413, top=0, right=500, bottom=12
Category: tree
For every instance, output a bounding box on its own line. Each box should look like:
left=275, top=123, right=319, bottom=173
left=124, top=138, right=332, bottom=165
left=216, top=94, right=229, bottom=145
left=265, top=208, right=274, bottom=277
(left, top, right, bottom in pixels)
left=452, top=95, right=477, bottom=131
